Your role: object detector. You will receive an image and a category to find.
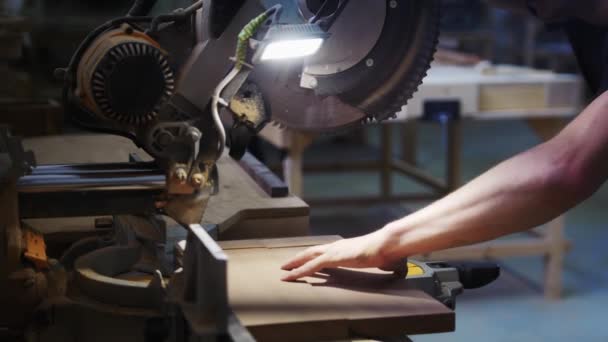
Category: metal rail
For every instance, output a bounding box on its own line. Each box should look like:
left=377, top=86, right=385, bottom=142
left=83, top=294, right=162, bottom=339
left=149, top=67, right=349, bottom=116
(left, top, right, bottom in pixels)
left=17, top=164, right=165, bottom=193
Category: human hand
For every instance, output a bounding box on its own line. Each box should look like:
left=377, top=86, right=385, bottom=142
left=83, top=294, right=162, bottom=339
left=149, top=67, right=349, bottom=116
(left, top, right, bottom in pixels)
left=280, top=232, right=398, bottom=281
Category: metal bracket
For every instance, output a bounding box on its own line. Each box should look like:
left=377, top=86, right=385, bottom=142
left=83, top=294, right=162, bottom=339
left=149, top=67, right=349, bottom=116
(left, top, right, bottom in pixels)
left=174, top=223, right=229, bottom=337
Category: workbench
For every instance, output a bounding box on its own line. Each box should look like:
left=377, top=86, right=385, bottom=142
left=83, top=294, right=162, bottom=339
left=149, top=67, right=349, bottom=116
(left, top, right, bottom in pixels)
left=259, top=63, right=581, bottom=299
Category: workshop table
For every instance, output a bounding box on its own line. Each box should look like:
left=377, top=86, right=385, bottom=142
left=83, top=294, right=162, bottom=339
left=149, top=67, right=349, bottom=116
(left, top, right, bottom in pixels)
left=259, top=63, right=581, bottom=299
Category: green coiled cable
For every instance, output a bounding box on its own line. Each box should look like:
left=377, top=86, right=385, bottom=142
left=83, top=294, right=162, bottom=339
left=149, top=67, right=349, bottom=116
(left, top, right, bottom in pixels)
left=235, top=11, right=270, bottom=70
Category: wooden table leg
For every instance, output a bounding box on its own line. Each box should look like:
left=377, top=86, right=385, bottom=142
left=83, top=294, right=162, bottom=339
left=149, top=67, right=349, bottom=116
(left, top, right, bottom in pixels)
left=544, top=216, right=565, bottom=300
left=528, top=117, right=568, bottom=300
left=402, top=121, right=418, bottom=166
left=282, top=133, right=314, bottom=197
left=446, top=120, right=462, bottom=191
left=283, top=149, right=303, bottom=197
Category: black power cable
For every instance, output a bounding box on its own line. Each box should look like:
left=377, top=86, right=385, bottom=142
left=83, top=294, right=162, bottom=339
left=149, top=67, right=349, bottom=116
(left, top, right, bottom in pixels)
left=128, top=0, right=159, bottom=17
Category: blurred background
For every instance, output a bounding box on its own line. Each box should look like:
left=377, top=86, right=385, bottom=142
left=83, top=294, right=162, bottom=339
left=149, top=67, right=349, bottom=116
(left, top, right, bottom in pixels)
left=1, top=0, right=605, bottom=341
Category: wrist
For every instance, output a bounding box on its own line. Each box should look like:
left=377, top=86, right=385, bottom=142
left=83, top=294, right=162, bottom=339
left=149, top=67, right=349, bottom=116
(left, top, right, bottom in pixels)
left=375, top=222, right=412, bottom=261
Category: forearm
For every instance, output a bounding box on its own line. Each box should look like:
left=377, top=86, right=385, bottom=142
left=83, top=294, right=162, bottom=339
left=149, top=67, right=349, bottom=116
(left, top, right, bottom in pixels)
left=282, top=92, right=608, bottom=282
left=378, top=142, right=574, bottom=258
left=377, top=92, right=608, bottom=259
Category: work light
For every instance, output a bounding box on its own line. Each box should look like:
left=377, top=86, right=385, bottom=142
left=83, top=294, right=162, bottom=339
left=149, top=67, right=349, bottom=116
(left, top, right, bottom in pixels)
left=253, top=23, right=329, bottom=62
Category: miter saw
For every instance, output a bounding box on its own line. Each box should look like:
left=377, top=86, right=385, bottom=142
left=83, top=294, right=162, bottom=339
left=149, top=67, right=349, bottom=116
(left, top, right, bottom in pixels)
left=0, top=1, right=499, bottom=341
left=57, top=0, right=440, bottom=189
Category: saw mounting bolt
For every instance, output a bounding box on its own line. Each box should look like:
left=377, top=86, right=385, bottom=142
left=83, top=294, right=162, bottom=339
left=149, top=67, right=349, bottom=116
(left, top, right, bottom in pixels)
left=366, top=58, right=375, bottom=67
left=390, top=1, right=398, bottom=9
left=187, top=127, right=202, bottom=143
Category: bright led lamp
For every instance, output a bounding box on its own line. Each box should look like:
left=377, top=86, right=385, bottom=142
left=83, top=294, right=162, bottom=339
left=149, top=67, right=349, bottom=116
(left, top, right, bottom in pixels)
left=261, top=38, right=324, bottom=61
left=253, top=23, right=329, bottom=63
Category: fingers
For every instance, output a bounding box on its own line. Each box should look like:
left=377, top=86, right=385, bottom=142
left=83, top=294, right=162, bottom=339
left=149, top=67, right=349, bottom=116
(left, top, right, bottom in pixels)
left=281, top=255, right=331, bottom=282
left=281, top=245, right=326, bottom=271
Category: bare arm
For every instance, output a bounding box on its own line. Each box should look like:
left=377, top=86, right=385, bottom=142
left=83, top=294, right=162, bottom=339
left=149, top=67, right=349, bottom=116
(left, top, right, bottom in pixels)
left=379, top=91, right=608, bottom=258
left=282, top=91, right=608, bottom=281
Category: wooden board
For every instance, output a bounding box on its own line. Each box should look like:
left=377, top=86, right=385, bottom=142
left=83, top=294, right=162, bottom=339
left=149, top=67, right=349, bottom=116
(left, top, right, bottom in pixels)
left=221, top=236, right=455, bottom=342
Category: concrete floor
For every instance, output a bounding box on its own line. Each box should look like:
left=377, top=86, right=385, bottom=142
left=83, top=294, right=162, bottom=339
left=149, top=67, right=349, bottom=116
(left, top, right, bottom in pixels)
left=298, top=119, right=608, bottom=341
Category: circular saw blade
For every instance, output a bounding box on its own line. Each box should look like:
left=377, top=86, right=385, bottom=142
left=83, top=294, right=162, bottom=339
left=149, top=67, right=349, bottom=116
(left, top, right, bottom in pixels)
left=253, top=0, right=441, bottom=133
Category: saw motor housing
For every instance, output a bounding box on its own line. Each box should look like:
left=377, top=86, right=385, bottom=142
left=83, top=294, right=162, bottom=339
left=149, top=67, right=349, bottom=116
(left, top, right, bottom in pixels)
left=62, top=3, right=216, bottom=197
left=76, top=26, right=175, bottom=127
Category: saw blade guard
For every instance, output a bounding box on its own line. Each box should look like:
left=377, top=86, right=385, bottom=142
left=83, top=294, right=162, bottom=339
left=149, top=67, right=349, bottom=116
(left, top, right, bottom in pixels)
left=253, top=0, right=441, bottom=132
